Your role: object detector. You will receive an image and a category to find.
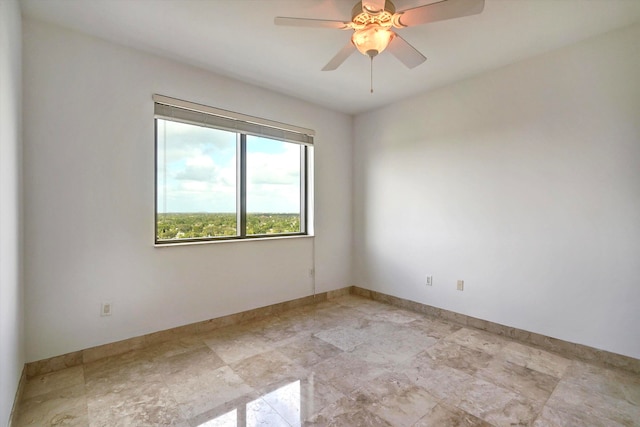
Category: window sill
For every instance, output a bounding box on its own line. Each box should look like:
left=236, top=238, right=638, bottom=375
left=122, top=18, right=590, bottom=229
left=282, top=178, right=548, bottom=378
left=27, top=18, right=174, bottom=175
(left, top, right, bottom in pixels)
left=154, top=234, right=314, bottom=248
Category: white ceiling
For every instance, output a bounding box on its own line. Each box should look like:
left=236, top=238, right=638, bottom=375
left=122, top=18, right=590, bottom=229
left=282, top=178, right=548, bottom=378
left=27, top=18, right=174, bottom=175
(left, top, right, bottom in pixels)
left=20, top=0, right=640, bottom=115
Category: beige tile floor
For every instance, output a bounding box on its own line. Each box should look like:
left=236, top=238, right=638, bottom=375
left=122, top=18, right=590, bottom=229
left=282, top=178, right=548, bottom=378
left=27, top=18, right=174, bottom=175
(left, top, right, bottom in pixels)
left=14, top=295, right=640, bottom=426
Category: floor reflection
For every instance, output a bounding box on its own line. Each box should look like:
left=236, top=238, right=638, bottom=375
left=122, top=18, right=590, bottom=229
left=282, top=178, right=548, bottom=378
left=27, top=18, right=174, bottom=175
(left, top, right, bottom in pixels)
left=199, top=408, right=237, bottom=427
left=200, top=380, right=301, bottom=427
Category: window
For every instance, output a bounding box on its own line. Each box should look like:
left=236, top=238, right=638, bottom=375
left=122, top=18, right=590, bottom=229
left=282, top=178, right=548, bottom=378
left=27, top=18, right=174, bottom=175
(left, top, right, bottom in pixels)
left=154, top=95, right=313, bottom=244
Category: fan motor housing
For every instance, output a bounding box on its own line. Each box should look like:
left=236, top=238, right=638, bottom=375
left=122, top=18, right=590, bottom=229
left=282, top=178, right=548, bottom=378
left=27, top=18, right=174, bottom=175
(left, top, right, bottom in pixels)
left=352, top=0, right=396, bottom=27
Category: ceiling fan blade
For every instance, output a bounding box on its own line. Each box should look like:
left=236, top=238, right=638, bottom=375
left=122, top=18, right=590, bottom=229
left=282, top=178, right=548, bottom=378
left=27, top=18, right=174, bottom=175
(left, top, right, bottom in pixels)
left=387, top=34, right=427, bottom=69
left=396, top=0, right=484, bottom=28
left=322, top=42, right=357, bottom=71
left=361, top=0, right=386, bottom=14
left=274, top=17, right=351, bottom=29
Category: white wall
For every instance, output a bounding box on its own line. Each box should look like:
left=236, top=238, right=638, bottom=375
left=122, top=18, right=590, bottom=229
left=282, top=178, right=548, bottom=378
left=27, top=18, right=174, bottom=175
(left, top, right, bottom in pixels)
left=22, top=18, right=353, bottom=362
left=0, top=0, right=24, bottom=424
left=354, top=24, right=640, bottom=359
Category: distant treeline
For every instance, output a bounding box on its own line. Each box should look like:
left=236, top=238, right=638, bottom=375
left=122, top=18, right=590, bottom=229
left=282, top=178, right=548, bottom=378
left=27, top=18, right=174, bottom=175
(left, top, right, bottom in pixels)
left=156, top=212, right=300, bottom=240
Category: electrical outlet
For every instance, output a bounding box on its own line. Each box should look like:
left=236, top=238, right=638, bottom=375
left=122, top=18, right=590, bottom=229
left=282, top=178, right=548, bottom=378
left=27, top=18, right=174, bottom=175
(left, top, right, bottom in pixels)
left=101, top=302, right=112, bottom=316
left=457, top=280, right=464, bottom=291
left=426, top=275, right=433, bottom=286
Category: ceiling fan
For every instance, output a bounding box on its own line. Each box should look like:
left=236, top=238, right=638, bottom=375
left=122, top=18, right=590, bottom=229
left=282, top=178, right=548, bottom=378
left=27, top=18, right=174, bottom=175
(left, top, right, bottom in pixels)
left=275, top=0, right=484, bottom=90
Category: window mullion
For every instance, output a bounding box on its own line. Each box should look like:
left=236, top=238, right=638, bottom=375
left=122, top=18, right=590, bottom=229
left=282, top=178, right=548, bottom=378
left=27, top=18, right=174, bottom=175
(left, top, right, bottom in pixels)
left=237, top=134, right=247, bottom=237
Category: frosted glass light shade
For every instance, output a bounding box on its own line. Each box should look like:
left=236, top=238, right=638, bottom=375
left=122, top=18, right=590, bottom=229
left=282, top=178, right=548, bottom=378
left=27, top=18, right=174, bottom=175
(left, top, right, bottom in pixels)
left=351, top=25, right=395, bottom=57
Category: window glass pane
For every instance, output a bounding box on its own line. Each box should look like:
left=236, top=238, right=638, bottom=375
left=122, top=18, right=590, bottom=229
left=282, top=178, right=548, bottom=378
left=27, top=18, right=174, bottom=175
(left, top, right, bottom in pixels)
left=156, top=119, right=237, bottom=240
left=246, top=136, right=301, bottom=235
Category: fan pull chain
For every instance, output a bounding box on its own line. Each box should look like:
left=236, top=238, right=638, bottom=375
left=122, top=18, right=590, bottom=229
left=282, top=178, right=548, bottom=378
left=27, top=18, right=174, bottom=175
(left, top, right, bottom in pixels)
left=370, top=56, right=374, bottom=94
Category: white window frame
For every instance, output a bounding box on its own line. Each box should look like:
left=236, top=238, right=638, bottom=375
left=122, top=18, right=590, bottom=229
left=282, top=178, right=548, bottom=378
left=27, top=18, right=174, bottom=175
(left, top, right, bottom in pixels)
left=154, top=95, right=314, bottom=245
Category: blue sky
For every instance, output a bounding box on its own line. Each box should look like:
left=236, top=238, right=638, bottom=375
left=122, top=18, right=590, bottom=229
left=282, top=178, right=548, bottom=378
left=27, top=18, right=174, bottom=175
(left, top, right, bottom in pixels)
left=157, top=119, right=301, bottom=213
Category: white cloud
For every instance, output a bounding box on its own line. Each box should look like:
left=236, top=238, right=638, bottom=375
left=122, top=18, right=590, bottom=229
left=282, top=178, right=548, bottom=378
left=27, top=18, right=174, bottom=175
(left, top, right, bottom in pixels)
left=175, top=157, right=214, bottom=182
left=248, top=145, right=300, bottom=185
left=247, top=146, right=301, bottom=213
left=158, top=119, right=236, bottom=168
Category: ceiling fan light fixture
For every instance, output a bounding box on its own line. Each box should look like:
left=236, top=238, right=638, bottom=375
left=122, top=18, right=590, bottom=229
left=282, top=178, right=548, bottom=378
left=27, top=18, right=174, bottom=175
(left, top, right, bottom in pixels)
left=351, top=25, right=395, bottom=58
left=275, top=0, right=485, bottom=78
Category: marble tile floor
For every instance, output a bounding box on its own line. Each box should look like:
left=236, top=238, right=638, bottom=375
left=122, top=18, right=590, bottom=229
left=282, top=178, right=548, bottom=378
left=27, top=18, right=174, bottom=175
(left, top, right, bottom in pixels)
left=14, top=295, right=640, bottom=426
